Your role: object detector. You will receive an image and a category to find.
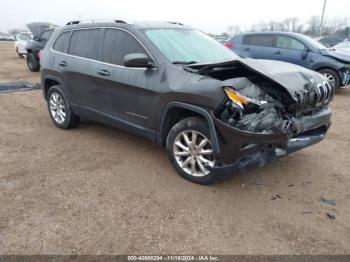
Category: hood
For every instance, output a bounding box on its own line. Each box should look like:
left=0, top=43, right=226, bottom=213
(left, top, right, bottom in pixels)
left=319, top=48, right=350, bottom=63
left=26, top=22, right=56, bottom=38
left=242, top=59, right=328, bottom=96
left=189, top=58, right=327, bottom=99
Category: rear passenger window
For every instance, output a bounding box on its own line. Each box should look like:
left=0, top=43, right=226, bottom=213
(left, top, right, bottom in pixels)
left=68, top=29, right=102, bottom=60
left=101, top=29, right=148, bottom=66
left=243, top=35, right=274, bottom=47
left=276, top=36, right=305, bottom=50
left=52, top=32, right=70, bottom=53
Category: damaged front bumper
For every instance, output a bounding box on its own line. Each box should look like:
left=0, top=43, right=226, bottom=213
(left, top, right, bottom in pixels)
left=210, top=107, right=331, bottom=176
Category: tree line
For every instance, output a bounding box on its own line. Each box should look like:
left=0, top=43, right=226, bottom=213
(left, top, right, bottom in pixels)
left=223, top=16, right=350, bottom=38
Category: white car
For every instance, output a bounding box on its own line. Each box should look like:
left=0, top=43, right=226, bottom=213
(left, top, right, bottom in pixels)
left=14, top=32, right=32, bottom=58
left=334, top=41, right=350, bottom=51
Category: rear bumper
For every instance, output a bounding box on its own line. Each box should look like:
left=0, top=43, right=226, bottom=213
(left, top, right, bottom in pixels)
left=210, top=107, right=331, bottom=176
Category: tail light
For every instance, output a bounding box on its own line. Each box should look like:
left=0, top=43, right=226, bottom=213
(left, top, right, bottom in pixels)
left=225, top=42, right=234, bottom=48
left=38, top=50, right=44, bottom=59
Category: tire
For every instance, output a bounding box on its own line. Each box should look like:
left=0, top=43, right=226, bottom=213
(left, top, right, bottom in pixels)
left=26, top=53, right=40, bottom=72
left=318, top=68, right=340, bottom=89
left=16, top=48, right=24, bottom=58
left=166, top=117, right=217, bottom=185
left=47, top=85, right=80, bottom=129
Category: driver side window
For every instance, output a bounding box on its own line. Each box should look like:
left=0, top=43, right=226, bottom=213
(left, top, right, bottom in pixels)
left=101, top=29, right=148, bottom=66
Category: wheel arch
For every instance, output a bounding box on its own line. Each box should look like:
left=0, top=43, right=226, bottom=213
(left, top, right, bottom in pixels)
left=42, top=76, right=66, bottom=100
left=159, top=102, right=220, bottom=154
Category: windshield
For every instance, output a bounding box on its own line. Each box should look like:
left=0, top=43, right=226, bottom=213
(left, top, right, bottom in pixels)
left=143, top=28, right=238, bottom=64
left=335, top=41, right=350, bottom=49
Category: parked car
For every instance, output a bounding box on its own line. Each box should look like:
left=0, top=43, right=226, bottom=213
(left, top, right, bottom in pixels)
left=14, top=32, right=32, bottom=58
left=226, top=32, right=350, bottom=89
left=314, top=36, right=343, bottom=47
left=25, top=22, right=56, bottom=71
left=41, top=21, right=334, bottom=184
left=333, top=41, right=350, bottom=51
left=0, top=34, right=15, bottom=41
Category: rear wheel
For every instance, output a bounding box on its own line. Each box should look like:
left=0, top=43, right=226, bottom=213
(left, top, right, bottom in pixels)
left=318, top=68, right=340, bottom=89
left=26, top=53, right=40, bottom=72
left=16, top=48, right=24, bottom=58
left=166, top=117, right=217, bottom=185
left=47, top=85, right=80, bottom=129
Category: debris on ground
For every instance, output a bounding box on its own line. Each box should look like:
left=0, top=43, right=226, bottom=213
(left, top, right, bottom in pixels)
left=320, top=197, right=336, bottom=206
left=288, top=184, right=294, bottom=187
left=0, top=81, right=41, bottom=93
left=326, top=213, right=336, bottom=219
left=271, top=194, right=282, bottom=200
left=253, top=181, right=266, bottom=186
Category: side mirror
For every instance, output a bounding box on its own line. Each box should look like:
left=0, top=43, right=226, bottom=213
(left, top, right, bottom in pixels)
left=301, top=48, right=309, bottom=60
left=33, top=36, right=40, bottom=41
left=123, top=53, right=155, bottom=69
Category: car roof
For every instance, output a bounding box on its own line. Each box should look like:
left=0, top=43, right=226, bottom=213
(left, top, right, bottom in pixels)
left=236, top=31, right=306, bottom=38
left=61, top=21, right=191, bottom=31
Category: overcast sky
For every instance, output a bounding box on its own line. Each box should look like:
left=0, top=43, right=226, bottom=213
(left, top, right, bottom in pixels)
left=1, top=0, right=349, bottom=33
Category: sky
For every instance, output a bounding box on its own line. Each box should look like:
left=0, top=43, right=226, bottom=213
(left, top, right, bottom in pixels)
left=1, top=0, right=349, bottom=34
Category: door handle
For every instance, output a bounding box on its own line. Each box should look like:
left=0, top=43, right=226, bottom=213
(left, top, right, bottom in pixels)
left=97, top=69, right=111, bottom=76
left=58, top=61, right=67, bottom=67
left=244, top=47, right=251, bottom=51
left=274, top=50, right=281, bottom=55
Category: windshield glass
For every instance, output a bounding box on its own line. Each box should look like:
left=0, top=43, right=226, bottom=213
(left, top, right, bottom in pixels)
left=143, top=28, right=238, bottom=64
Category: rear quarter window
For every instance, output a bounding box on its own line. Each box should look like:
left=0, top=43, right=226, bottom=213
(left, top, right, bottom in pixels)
left=68, top=29, right=102, bottom=60
left=243, top=35, right=274, bottom=47
left=52, top=31, right=70, bottom=53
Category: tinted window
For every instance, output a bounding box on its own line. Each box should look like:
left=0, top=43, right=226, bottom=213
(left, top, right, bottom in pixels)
left=243, top=35, right=274, bottom=47
left=52, top=32, right=70, bottom=53
left=102, top=29, right=147, bottom=65
left=40, top=30, right=53, bottom=41
left=68, top=29, right=102, bottom=60
left=276, top=36, right=305, bottom=50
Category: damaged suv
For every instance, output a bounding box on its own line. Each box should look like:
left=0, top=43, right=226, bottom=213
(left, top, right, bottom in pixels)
left=41, top=21, right=334, bottom=184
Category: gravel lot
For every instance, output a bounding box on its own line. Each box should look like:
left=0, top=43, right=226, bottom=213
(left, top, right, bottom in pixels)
left=0, top=41, right=349, bottom=255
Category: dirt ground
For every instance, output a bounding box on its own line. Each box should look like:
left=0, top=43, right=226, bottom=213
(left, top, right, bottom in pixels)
left=0, top=41, right=349, bottom=255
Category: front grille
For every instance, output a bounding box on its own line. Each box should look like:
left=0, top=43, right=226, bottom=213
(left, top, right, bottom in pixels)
left=295, top=81, right=334, bottom=114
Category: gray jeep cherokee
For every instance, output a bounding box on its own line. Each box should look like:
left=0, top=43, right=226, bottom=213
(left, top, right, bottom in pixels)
left=41, top=21, right=334, bottom=184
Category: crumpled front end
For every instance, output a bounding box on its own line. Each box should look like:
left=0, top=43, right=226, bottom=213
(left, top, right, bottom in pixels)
left=208, top=77, right=333, bottom=176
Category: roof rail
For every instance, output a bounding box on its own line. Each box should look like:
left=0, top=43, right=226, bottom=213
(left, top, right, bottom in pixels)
left=66, top=19, right=127, bottom=26
left=168, top=21, right=184, bottom=26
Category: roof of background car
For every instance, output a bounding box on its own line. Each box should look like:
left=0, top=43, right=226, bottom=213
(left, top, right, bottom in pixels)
left=237, top=31, right=306, bottom=37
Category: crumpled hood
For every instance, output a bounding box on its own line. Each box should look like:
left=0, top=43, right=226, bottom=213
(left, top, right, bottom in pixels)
left=26, top=22, right=56, bottom=38
left=241, top=58, right=328, bottom=97
left=319, top=48, right=350, bottom=63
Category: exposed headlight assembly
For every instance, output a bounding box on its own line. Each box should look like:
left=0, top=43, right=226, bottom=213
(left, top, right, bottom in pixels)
left=224, top=87, right=267, bottom=109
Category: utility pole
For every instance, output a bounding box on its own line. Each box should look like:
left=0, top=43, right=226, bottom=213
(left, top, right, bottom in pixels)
left=320, top=0, right=328, bottom=36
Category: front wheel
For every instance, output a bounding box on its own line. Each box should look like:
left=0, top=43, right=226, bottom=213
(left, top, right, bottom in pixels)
left=166, top=117, right=217, bottom=185
left=318, top=68, right=340, bottom=89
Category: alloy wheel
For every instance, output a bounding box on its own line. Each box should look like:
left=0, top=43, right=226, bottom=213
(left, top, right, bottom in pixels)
left=322, top=72, right=336, bottom=87
left=49, top=93, right=66, bottom=124
left=173, top=130, right=215, bottom=177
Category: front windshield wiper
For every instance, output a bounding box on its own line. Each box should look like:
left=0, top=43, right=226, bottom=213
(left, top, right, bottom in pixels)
left=172, top=61, right=198, bottom=65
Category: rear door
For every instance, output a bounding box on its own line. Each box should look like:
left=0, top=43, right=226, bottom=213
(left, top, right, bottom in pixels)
left=240, top=34, right=274, bottom=59
left=64, top=28, right=109, bottom=113
left=273, top=35, right=309, bottom=67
